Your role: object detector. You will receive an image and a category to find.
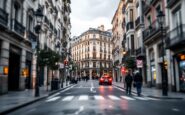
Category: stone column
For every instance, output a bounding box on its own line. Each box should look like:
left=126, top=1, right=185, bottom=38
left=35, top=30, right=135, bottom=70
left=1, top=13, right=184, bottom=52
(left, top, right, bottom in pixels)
left=19, top=49, right=26, bottom=90
left=146, top=48, right=151, bottom=87
left=153, top=44, right=161, bottom=89
left=0, top=41, right=9, bottom=94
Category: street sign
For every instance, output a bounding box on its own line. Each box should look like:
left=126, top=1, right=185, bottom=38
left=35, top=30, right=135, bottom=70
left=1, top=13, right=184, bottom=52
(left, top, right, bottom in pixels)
left=60, top=63, right=64, bottom=69
left=137, top=60, right=143, bottom=68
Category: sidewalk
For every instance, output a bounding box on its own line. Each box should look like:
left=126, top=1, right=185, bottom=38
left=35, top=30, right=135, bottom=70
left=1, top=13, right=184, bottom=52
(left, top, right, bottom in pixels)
left=113, top=82, right=185, bottom=99
left=0, top=82, right=72, bottom=114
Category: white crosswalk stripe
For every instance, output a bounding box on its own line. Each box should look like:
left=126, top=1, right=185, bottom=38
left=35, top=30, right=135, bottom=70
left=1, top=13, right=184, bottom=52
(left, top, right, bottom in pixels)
left=108, top=95, right=121, bottom=100
left=46, top=96, right=61, bottom=102
left=134, top=97, right=149, bottom=100
left=121, top=96, right=135, bottom=100
left=94, top=95, right=105, bottom=100
left=79, top=95, right=89, bottom=101
left=48, top=95, right=160, bottom=102
left=62, top=96, right=74, bottom=101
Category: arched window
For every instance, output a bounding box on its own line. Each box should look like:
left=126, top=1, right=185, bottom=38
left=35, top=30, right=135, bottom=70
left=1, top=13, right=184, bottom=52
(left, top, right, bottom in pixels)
left=27, top=9, right=34, bottom=32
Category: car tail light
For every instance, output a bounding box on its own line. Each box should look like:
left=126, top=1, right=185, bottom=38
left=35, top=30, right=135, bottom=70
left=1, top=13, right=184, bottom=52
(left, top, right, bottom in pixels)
left=100, top=78, right=104, bottom=81
left=109, top=78, right=112, bottom=81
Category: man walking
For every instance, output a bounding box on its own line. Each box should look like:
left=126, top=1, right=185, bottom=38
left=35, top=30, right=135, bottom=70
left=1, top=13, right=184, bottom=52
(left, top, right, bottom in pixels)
left=125, top=70, right=133, bottom=95
left=134, top=71, right=143, bottom=96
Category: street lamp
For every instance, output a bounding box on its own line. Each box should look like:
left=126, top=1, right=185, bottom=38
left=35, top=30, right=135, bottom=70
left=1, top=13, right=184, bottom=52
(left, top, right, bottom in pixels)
left=157, top=11, right=168, bottom=96
left=34, top=6, right=44, bottom=97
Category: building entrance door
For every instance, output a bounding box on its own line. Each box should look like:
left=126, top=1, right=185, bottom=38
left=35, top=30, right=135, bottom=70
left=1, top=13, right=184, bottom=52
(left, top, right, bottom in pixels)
left=8, top=50, right=21, bottom=91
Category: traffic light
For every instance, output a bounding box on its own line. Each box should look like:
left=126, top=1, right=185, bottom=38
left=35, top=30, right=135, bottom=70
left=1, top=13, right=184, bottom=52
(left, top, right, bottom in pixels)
left=64, top=60, right=68, bottom=66
left=121, top=67, right=126, bottom=74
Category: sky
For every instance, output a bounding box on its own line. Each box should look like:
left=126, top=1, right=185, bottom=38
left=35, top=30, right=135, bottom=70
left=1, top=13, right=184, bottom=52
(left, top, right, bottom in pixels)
left=70, top=0, right=120, bottom=37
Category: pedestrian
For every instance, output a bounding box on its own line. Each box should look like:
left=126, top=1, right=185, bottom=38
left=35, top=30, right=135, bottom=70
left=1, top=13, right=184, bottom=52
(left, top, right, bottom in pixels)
left=125, top=70, right=133, bottom=95
left=120, top=76, right=122, bottom=82
left=134, top=71, right=143, bottom=96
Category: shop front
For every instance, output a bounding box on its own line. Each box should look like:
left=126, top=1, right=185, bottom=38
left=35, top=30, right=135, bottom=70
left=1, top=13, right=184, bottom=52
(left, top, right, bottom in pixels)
left=176, top=53, right=185, bottom=92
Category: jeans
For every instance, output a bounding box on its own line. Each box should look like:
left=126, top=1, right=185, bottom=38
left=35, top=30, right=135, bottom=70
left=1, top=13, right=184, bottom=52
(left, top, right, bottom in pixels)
left=126, top=83, right=132, bottom=95
left=136, top=82, right=142, bottom=96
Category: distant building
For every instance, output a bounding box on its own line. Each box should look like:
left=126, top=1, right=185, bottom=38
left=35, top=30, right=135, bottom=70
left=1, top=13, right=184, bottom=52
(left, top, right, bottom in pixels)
left=71, top=25, right=113, bottom=79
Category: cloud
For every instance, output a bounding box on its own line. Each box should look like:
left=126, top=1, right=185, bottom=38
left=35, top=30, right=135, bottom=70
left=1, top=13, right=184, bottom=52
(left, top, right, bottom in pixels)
left=71, top=0, right=120, bottom=36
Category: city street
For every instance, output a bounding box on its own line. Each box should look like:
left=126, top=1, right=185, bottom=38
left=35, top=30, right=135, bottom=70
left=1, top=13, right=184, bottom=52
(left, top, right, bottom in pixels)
left=8, top=80, right=185, bottom=115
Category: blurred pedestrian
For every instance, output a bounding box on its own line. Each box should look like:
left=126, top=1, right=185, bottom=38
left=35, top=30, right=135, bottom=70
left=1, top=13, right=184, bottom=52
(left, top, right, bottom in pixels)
left=134, top=71, right=143, bottom=96
left=125, top=70, right=133, bottom=95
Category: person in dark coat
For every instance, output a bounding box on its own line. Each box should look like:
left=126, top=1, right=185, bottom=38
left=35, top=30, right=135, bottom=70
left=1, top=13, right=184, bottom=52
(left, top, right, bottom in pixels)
left=125, top=70, right=133, bottom=95
left=134, top=71, right=143, bottom=96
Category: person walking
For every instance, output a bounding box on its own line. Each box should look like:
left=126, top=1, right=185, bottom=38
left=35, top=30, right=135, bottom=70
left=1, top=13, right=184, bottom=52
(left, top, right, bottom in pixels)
left=125, top=70, right=133, bottom=95
left=134, top=71, right=143, bottom=96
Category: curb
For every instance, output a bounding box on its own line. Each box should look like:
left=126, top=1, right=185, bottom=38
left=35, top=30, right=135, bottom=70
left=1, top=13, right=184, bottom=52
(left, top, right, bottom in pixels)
left=0, top=84, right=76, bottom=115
left=113, top=84, right=184, bottom=100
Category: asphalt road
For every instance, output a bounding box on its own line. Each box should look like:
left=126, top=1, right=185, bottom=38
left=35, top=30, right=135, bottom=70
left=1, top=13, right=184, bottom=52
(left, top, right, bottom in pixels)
left=8, top=80, right=185, bottom=115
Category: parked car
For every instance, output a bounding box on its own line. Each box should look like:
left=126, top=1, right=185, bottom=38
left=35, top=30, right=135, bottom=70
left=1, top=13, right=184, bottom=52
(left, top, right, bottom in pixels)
left=99, top=75, right=112, bottom=85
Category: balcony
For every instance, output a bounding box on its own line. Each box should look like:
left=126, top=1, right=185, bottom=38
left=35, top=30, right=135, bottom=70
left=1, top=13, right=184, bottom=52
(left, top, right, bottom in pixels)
left=12, top=19, right=25, bottom=37
left=135, top=47, right=145, bottom=59
left=143, top=20, right=161, bottom=42
left=28, top=30, right=37, bottom=42
left=166, top=24, right=185, bottom=49
left=0, top=8, right=8, bottom=28
left=166, top=0, right=178, bottom=8
left=143, top=2, right=151, bottom=15
left=126, top=22, right=134, bottom=31
left=150, top=0, right=158, bottom=5
left=135, top=17, right=143, bottom=30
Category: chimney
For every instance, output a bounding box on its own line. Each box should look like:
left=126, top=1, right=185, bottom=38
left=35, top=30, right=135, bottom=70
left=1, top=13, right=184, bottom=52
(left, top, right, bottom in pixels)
left=98, top=25, right=104, bottom=31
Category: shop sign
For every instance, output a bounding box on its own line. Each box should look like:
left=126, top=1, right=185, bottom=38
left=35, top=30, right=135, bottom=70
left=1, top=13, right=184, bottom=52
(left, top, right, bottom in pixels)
left=137, top=60, right=143, bottom=68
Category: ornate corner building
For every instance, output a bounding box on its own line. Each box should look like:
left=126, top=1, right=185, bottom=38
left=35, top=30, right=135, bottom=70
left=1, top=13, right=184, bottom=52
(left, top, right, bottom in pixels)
left=71, top=25, right=113, bottom=79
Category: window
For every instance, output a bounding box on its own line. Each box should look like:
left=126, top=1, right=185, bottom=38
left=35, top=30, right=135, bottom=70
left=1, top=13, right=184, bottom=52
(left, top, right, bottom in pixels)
left=28, top=16, right=33, bottom=31
left=130, top=9, right=133, bottom=22
left=131, top=35, right=135, bottom=52
left=173, top=7, right=182, bottom=28
left=93, top=52, right=96, bottom=59
left=93, top=62, right=96, bottom=67
left=147, top=16, right=152, bottom=26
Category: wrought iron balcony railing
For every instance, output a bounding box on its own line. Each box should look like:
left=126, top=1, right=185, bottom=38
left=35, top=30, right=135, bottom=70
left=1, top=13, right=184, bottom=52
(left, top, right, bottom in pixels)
left=166, top=24, right=185, bottom=49
left=12, top=19, right=25, bottom=36
left=0, top=8, right=8, bottom=27
left=143, top=20, right=160, bottom=42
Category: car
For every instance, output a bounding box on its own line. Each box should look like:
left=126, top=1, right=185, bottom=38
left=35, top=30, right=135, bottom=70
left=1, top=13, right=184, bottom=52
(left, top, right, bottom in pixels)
left=99, top=75, right=112, bottom=85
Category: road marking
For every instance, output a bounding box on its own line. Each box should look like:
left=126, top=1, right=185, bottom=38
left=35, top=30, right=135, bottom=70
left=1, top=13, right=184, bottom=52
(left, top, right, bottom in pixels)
left=108, top=95, right=121, bottom=100
left=134, top=97, right=149, bottom=100
left=75, top=106, right=84, bottom=115
left=46, top=96, right=61, bottom=102
left=79, top=95, right=88, bottom=101
left=172, top=108, right=180, bottom=112
left=94, top=95, right=105, bottom=100
left=90, top=82, right=96, bottom=93
left=62, top=96, right=74, bottom=101
left=47, top=85, right=76, bottom=99
left=113, top=86, right=125, bottom=92
left=121, top=96, right=135, bottom=100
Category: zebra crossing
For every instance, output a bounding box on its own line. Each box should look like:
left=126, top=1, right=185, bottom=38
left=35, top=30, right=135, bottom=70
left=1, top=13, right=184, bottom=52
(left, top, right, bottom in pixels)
left=46, top=95, right=160, bottom=102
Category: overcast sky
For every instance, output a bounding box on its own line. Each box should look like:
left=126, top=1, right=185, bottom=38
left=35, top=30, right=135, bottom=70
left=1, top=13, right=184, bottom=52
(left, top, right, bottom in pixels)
left=70, top=0, right=120, bottom=37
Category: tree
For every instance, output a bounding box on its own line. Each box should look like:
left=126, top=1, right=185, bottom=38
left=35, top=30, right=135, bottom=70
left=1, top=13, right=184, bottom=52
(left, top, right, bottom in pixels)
left=125, top=57, right=136, bottom=70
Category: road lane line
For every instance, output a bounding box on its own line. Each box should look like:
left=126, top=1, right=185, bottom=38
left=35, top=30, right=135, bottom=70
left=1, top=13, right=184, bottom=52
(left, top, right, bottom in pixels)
left=46, top=96, right=61, bottom=102
left=79, top=95, right=88, bottom=101
left=145, top=97, right=160, bottom=101
left=75, top=106, right=84, bottom=115
left=108, top=95, right=121, bottom=100
left=121, top=96, right=135, bottom=100
left=172, top=108, right=180, bottom=112
left=62, top=96, right=74, bottom=101
left=94, top=95, right=105, bottom=100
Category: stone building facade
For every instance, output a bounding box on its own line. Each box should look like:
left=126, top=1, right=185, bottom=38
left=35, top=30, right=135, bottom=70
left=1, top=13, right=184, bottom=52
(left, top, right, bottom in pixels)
left=71, top=25, right=113, bottom=79
left=0, top=0, right=71, bottom=94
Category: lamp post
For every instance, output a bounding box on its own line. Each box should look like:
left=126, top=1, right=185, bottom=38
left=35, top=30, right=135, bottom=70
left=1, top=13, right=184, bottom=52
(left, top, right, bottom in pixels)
left=34, top=6, right=44, bottom=97
left=157, top=11, right=168, bottom=96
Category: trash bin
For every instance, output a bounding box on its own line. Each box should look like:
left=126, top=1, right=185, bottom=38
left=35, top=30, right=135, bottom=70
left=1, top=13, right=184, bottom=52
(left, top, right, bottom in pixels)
left=51, top=78, right=59, bottom=90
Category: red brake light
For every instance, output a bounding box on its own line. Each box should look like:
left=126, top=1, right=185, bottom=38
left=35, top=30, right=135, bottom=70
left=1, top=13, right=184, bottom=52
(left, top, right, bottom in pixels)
left=100, top=78, right=104, bottom=81
left=109, top=78, right=112, bottom=81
